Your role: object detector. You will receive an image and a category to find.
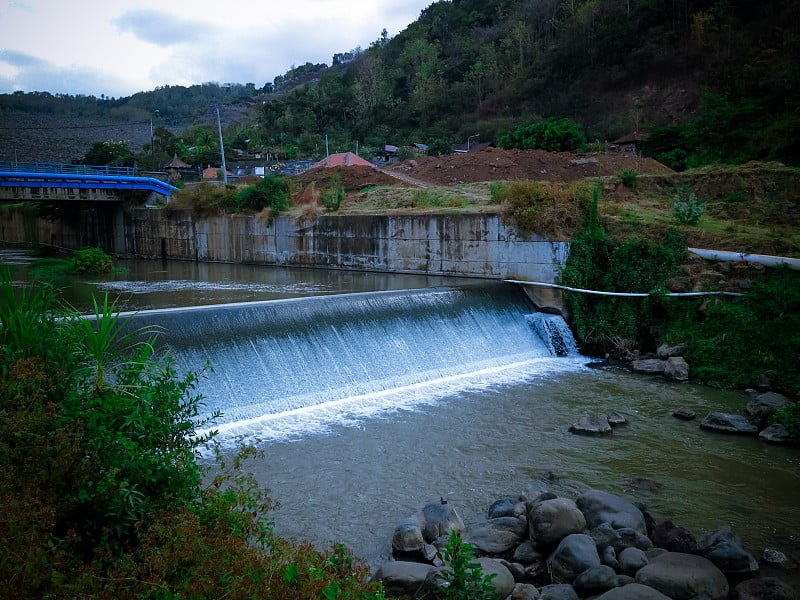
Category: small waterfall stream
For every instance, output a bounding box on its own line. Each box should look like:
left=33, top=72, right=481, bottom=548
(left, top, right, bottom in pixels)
left=128, top=283, right=586, bottom=443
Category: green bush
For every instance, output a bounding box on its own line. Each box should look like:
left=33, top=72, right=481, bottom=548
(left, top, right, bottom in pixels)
left=498, top=118, right=586, bottom=152
left=488, top=181, right=510, bottom=204
left=435, top=531, right=497, bottom=600
left=666, top=267, right=800, bottom=394
left=236, top=174, right=292, bottom=214
left=672, top=189, right=706, bottom=225
left=169, top=181, right=238, bottom=215
left=562, top=192, right=684, bottom=352
left=618, top=169, right=638, bottom=188
left=73, top=247, right=113, bottom=274
left=322, top=174, right=345, bottom=211
left=427, top=138, right=454, bottom=156
left=774, top=403, right=800, bottom=441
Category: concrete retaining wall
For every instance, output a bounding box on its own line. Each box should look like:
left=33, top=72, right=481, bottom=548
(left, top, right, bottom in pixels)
left=1, top=206, right=569, bottom=310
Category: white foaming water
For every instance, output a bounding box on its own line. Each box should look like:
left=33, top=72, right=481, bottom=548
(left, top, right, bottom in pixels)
left=127, top=284, right=587, bottom=452
left=197, top=356, right=588, bottom=451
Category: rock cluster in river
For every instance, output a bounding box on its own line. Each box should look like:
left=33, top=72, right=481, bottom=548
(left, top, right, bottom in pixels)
left=374, top=486, right=798, bottom=600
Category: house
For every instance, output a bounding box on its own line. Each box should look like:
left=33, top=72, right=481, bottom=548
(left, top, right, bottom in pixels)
left=202, top=165, right=232, bottom=180
left=164, top=154, right=191, bottom=182
left=611, top=132, right=648, bottom=154
left=314, top=152, right=374, bottom=168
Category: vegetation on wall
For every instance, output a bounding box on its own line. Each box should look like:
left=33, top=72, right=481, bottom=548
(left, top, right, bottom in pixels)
left=561, top=193, right=800, bottom=401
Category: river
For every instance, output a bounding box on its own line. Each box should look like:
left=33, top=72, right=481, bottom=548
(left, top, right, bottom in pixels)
left=2, top=250, right=798, bottom=575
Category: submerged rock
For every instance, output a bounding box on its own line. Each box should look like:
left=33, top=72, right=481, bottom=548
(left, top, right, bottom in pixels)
left=672, top=406, right=697, bottom=420
left=698, top=525, right=759, bottom=575
left=569, top=414, right=612, bottom=435
left=759, top=423, right=791, bottom=444
left=700, top=412, right=758, bottom=435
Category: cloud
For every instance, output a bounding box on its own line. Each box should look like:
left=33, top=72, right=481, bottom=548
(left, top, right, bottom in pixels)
left=112, top=9, right=214, bottom=47
left=0, top=50, right=135, bottom=97
left=0, top=48, right=47, bottom=68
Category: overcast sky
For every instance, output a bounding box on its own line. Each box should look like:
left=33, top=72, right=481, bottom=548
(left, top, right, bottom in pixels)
left=0, top=0, right=433, bottom=98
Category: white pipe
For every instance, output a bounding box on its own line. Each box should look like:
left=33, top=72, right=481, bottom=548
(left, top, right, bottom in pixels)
left=688, top=248, right=800, bottom=271
left=504, top=280, right=742, bottom=298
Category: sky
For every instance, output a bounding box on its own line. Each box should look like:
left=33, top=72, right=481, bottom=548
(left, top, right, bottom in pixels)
left=0, top=0, right=433, bottom=98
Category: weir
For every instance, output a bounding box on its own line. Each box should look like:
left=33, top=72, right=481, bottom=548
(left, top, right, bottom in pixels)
left=129, top=282, right=583, bottom=441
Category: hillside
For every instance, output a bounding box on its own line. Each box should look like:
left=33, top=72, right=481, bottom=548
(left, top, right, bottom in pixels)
left=1, top=0, right=798, bottom=170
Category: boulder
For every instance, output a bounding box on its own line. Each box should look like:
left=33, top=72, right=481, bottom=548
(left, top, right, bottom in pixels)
left=635, top=552, right=729, bottom=600
left=618, top=547, right=648, bottom=577
left=664, top=356, right=690, bottom=381
left=489, top=497, right=526, bottom=519
left=572, top=564, right=619, bottom=596
left=631, top=359, right=666, bottom=374
left=657, top=342, right=687, bottom=358
left=511, top=582, right=542, bottom=600
left=476, top=557, right=516, bottom=599
left=514, top=541, right=544, bottom=563
left=612, top=527, right=653, bottom=552
left=607, top=411, right=628, bottom=426
left=673, top=406, right=697, bottom=420
left=601, top=545, right=619, bottom=570
left=392, top=516, right=426, bottom=553
left=589, top=522, right=621, bottom=549
left=700, top=411, right=758, bottom=435
left=760, top=424, right=791, bottom=444
left=746, top=392, right=792, bottom=420
left=698, top=525, right=759, bottom=574
left=576, top=489, right=647, bottom=535
left=762, top=548, right=791, bottom=568
left=372, top=560, right=432, bottom=596
left=539, top=583, right=580, bottom=600
left=733, top=576, right=798, bottom=600
left=421, top=500, right=465, bottom=543
left=569, top=414, right=612, bottom=435
left=528, top=497, right=587, bottom=550
left=462, top=516, right=528, bottom=555
left=652, top=521, right=698, bottom=554
left=594, top=582, right=673, bottom=599
left=549, top=533, right=602, bottom=582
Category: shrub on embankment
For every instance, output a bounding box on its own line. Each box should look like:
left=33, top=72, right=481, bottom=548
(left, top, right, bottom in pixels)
left=0, top=271, right=384, bottom=599
left=561, top=194, right=800, bottom=408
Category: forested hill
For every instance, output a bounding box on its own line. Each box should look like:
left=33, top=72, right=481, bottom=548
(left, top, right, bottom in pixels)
left=1, top=0, right=798, bottom=168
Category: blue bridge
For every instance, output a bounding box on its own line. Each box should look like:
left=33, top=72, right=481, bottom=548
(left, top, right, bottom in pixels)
left=0, top=161, right=178, bottom=201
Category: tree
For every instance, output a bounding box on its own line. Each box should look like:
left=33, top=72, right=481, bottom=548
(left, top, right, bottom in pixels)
left=498, top=118, right=586, bottom=152
left=81, top=141, right=136, bottom=167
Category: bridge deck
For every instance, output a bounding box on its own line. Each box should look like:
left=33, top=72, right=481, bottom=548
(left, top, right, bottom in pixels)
left=0, top=162, right=179, bottom=197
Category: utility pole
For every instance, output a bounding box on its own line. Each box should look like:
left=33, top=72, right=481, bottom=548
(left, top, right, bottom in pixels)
left=216, top=107, right=228, bottom=184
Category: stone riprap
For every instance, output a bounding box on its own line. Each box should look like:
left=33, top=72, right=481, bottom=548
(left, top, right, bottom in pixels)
left=374, top=485, right=795, bottom=600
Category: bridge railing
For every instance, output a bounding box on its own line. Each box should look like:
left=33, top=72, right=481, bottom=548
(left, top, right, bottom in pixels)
left=0, top=161, right=136, bottom=176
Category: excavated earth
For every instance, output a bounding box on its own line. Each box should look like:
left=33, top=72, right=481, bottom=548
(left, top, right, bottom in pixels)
left=294, top=147, right=671, bottom=190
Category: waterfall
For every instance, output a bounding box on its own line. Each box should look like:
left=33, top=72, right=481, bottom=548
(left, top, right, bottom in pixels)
left=525, top=313, right=580, bottom=357
left=128, top=283, right=584, bottom=442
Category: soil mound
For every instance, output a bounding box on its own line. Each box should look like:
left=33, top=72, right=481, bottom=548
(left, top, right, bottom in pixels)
left=383, top=147, right=673, bottom=186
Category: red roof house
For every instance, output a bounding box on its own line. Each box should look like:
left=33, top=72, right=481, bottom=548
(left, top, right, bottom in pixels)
left=314, top=152, right=374, bottom=168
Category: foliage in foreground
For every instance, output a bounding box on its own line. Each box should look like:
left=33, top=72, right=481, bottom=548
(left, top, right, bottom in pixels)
left=0, top=271, right=384, bottom=599
left=432, top=531, right=496, bottom=600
